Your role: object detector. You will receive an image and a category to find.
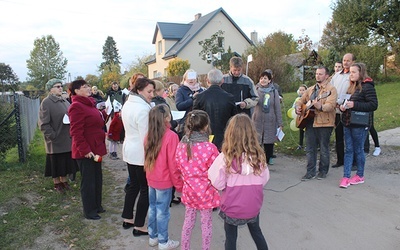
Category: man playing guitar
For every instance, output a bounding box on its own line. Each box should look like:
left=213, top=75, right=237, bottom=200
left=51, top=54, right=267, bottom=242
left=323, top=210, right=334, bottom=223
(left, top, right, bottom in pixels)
left=295, top=66, right=338, bottom=181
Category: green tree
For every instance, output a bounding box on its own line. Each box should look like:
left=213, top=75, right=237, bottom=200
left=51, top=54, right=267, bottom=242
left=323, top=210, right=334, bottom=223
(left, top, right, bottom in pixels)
left=85, top=74, right=100, bottom=88
left=198, top=30, right=225, bottom=68
left=245, top=31, right=298, bottom=91
left=0, top=63, right=19, bottom=92
left=99, top=63, right=120, bottom=91
left=100, top=36, right=121, bottom=73
left=167, top=58, right=190, bottom=77
left=119, top=54, right=152, bottom=89
left=26, top=35, right=68, bottom=89
left=322, top=0, right=400, bottom=66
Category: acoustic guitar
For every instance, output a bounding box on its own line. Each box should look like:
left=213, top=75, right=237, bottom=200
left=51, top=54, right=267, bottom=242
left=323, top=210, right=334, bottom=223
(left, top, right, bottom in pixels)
left=296, top=91, right=331, bottom=129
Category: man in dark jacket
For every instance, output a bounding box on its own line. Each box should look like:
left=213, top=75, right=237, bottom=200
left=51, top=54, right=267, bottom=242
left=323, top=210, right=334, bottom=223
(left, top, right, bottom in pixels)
left=221, top=56, right=259, bottom=116
left=193, top=69, right=237, bottom=150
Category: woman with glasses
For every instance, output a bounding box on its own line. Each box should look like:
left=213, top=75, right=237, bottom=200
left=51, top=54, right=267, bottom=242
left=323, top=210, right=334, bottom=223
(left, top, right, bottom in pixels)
left=39, top=79, right=77, bottom=193
left=68, top=79, right=107, bottom=220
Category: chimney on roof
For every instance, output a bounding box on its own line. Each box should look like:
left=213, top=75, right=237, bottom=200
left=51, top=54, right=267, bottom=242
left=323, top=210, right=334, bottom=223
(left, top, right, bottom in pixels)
left=195, top=13, right=202, bottom=20
left=251, top=31, right=258, bottom=44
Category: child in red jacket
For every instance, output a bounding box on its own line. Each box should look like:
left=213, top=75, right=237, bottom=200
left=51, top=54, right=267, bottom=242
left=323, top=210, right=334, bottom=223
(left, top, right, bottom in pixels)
left=107, top=106, right=123, bottom=160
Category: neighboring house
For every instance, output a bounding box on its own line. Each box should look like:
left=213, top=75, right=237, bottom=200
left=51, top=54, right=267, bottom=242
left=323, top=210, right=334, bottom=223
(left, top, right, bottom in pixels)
left=146, top=7, right=254, bottom=78
left=283, top=50, right=320, bottom=82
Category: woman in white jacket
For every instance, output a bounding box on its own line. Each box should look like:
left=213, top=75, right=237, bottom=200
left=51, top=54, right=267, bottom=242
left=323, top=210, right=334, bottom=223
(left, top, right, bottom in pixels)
left=121, top=77, right=155, bottom=236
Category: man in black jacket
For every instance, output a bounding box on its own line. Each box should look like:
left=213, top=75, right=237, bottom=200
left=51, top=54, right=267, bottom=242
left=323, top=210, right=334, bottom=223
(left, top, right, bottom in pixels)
left=193, top=69, right=237, bottom=150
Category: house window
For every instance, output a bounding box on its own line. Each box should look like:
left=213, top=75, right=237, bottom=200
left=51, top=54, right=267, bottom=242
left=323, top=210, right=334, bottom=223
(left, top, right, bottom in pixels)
left=218, top=37, right=224, bottom=48
left=158, top=41, right=162, bottom=55
left=164, top=68, right=168, bottom=77
left=153, top=70, right=158, bottom=78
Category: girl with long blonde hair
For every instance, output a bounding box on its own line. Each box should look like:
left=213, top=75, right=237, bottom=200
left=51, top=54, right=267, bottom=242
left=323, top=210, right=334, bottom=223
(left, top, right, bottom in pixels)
left=208, top=113, right=270, bottom=250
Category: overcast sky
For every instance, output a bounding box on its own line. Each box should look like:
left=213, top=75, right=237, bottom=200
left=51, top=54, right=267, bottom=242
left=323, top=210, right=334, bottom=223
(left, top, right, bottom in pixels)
left=0, top=0, right=334, bottom=81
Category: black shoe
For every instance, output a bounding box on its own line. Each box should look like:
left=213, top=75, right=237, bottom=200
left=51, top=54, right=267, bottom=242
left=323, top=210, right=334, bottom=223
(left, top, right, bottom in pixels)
left=317, top=172, right=327, bottom=180
left=122, top=222, right=135, bottom=229
left=97, top=208, right=106, bottom=213
left=351, top=165, right=357, bottom=171
left=86, top=215, right=101, bottom=220
left=332, top=163, right=343, bottom=168
left=301, top=173, right=316, bottom=181
left=132, top=229, right=149, bottom=237
left=171, top=197, right=181, bottom=205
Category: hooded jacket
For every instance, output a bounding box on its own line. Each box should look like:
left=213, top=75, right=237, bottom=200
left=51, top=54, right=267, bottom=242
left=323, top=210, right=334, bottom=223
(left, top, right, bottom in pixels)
left=208, top=153, right=270, bottom=219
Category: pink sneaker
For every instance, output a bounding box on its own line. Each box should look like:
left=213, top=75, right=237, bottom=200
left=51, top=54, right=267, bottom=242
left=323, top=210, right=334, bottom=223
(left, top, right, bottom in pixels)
left=349, top=175, right=365, bottom=185
left=339, top=177, right=350, bottom=188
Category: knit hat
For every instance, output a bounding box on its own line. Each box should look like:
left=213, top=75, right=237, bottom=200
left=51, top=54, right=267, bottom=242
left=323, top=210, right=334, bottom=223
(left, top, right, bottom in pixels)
left=46, top=78, right=63, bottom=90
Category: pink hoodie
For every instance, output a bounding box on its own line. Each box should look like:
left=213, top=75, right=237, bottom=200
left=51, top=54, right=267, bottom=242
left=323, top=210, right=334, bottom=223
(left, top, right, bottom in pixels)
left=208, top=153, right=270, bottom=219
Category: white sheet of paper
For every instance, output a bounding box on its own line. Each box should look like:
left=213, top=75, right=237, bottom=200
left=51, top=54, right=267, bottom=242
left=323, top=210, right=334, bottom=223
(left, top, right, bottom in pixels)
left=122, top=88, right=130, bottom=95
left=276, top=128, right=285, bottom=141
left=112, top=99, right=122, bottom=111
left=171, top=110, right=186, bottom=120
left=105, top=96, right=112, bottom=115
left=63, top=114, right=70, bottom=124
left=235, top=102, right=242, bottom=106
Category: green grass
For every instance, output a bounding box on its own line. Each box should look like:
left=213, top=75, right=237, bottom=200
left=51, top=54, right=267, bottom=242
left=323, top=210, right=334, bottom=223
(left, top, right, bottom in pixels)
left=275, top=81, right=400, bottom=155
left=0, top=81, right=399, bottom=248
left=0, top=130, right=116, bottom=249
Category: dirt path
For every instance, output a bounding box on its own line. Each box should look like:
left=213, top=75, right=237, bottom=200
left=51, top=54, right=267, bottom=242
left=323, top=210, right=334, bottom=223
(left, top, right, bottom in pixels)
left=100, top=143, right=400, bottom=250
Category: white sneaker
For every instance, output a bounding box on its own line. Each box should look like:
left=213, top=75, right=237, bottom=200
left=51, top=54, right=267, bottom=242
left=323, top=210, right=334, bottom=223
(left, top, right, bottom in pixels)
left=373, top=147, right=381, bottom=156
left=149, top=237, right=158, bottom=247
left=158, top=239, right=180, bottom=250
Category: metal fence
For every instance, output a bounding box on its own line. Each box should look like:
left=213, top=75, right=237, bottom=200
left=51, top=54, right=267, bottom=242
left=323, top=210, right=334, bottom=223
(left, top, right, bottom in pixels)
left=0, top=93, right=40, bottom=162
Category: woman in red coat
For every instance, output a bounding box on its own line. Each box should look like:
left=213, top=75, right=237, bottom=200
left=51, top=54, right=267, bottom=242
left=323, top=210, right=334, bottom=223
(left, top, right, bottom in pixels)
left=68, top=79, right=107, bottom=220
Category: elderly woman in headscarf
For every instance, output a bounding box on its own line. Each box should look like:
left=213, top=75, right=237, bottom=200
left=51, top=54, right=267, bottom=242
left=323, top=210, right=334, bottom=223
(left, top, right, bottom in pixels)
left=38, top=78, right=76, bottom=193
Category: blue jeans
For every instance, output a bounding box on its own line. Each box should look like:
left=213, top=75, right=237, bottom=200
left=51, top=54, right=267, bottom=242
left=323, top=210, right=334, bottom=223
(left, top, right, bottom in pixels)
left=305, top=122, right=333, bottom=175
left=224, top=215, right=268, bottom=250
left=343, top=126, right=368, bottom=178
left=148, top=187, right=172, bottom=244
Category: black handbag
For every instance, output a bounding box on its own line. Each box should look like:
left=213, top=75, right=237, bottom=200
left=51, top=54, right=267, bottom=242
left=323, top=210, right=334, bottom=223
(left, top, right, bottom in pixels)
left=350, top=111, right=369, bottom=126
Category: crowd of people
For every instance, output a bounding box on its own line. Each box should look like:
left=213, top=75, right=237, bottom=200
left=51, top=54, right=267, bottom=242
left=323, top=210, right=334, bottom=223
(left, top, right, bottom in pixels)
left=38, top=53, right=380, bottom=249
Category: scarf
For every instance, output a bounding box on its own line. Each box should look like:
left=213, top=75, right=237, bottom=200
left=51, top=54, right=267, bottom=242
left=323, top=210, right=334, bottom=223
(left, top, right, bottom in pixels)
left=183, top=81, right=201, bottom=92
left=257, top=83, right=274, bottom=113
left=181, top=131, right=209, bottom=145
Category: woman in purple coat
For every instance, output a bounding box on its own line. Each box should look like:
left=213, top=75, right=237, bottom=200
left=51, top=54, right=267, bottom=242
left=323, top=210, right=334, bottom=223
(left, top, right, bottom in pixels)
left=68, top=79, right=107, bottom=220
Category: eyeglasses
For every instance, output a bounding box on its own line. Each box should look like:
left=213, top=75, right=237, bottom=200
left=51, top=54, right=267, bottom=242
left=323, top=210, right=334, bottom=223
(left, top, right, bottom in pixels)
left=53, top=85, right=63, bottom=89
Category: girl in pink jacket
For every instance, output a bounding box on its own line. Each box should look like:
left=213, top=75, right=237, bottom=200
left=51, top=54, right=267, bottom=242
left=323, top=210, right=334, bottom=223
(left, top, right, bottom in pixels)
left=144, top=104, right=182, bottom=249
left=175, top=110, right=220, bottom=250
left=208, top=113, right=270, bottom=250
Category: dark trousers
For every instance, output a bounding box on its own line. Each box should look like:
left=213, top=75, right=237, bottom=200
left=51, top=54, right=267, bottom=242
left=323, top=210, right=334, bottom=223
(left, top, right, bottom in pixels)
left=364, top=124, right=379, bottom=153
left=364, top=113, right=379, bottom=153
left=224, top=215, right=268, bottom=250
left=334, top=114, right=344, bottom=164
left=121, top=163, right=149, bottom=227
left=305, top=122, right=333, bottom=175
left=76, top=158, right=103, bottom=218
left=299, top=128, right=305, bottom=147
left=263, top=144, right=274, bottom=163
